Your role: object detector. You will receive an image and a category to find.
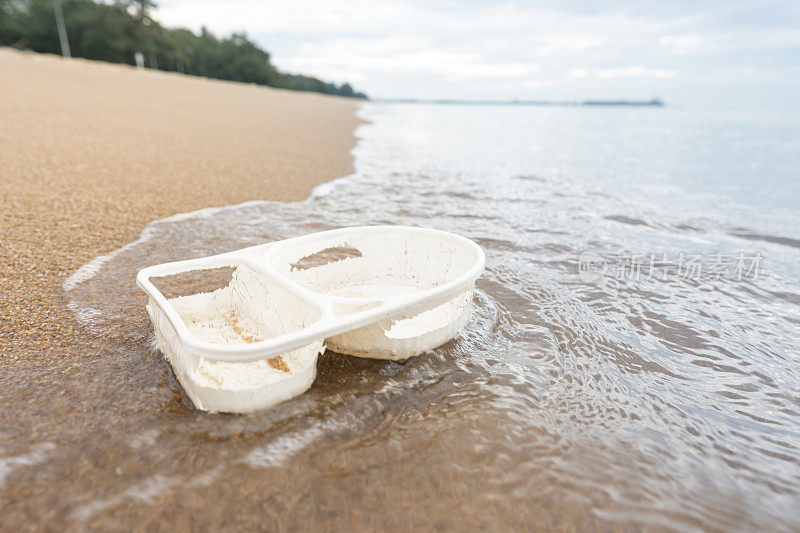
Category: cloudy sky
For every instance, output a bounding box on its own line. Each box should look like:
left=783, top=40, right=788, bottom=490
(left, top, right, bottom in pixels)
left=154, top=0, right=800, bottom=106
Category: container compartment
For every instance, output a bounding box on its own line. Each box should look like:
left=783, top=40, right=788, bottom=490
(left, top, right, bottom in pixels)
left=267, top=228, right=480, bottom=359
left=146, top=263, right=324, bottom=413
left=271, top=229, right=479, bottom=302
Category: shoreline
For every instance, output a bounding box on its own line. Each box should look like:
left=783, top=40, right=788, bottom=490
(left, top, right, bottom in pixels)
left=61, top=130, right=366, bottom=297
left=0, top=48, right=363, bottom=357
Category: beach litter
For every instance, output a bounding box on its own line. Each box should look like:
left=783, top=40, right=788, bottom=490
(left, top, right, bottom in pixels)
left=137, top=226, right=485, bottom=413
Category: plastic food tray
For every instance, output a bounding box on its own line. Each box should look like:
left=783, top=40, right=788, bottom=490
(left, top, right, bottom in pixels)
left=137, top=226, right=485, bottom=413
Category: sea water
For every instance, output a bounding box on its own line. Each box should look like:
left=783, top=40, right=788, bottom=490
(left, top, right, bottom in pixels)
left=8, top=103, right=800, bottom=529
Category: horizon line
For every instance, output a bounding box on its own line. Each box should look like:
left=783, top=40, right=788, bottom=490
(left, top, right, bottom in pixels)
left=372, top=97, right=665, bottom=107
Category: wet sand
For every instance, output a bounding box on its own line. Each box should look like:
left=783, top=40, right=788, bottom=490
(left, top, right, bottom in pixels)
left=0, top=47, right=361, bottom=356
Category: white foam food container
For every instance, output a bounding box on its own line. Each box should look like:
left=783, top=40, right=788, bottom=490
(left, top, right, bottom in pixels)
left=137, top=226, right=485, bottom=413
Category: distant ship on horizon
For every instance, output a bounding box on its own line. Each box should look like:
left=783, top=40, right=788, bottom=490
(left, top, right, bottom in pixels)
left=581, top=97, right=664, bottom=106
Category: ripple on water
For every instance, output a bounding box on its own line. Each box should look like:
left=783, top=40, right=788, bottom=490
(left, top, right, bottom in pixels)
left=41, top=104, right=800, bottom=528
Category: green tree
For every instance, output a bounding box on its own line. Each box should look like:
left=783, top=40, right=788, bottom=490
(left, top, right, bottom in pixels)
left=0, top=0, right=366, bottom=98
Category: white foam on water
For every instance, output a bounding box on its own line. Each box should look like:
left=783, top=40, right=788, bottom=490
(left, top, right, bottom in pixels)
left=67, top=301, right=102, bottom=325
left=71, top=474, right=183, bottom=523
left=159, top=199, right=268, bottom=223
left=63, top=224, right=158, bottom=292
left=309, top=173, right=354, bottom=199
left=0, top=442, right=56, bottom=489
left=71, top=465, right=226, bottom=524
left=127, top=429, right=160, bottom=450
left=241, top=426, right=326, bottom=468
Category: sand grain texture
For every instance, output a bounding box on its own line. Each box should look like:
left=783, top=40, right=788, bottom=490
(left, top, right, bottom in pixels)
left=0, top=48, right=361, bottom=356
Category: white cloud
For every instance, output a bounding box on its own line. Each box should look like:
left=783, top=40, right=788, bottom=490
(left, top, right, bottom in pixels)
left=659, top=34, right=704, bottom=49
left=537, top=36, right=607, bottom=56
left=154, top=0, right=800, bottom=105
left=594, top=66, right=677, bottom=79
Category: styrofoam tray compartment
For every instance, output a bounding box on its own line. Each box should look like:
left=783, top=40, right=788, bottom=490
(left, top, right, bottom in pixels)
left=137, top=226, right=485, bottom=413
left=265, top=227, right=479, bottom=359
left=144, top=261, right=325, bottom=413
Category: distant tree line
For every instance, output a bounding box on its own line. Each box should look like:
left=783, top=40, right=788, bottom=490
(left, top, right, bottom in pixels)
left=0, top=0, right=367, bottom=98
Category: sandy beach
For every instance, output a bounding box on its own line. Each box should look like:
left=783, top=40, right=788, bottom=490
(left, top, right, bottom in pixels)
left=4, top=0, right=799, bottom=527
left=0, top=48, right=361, bottom=357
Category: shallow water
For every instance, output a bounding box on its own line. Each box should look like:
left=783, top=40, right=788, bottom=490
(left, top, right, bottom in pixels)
left=5, top=103, right=800, bottom=529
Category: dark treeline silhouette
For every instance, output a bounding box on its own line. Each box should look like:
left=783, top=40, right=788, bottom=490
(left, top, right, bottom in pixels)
left=0, top=0, right=367, bottom=98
